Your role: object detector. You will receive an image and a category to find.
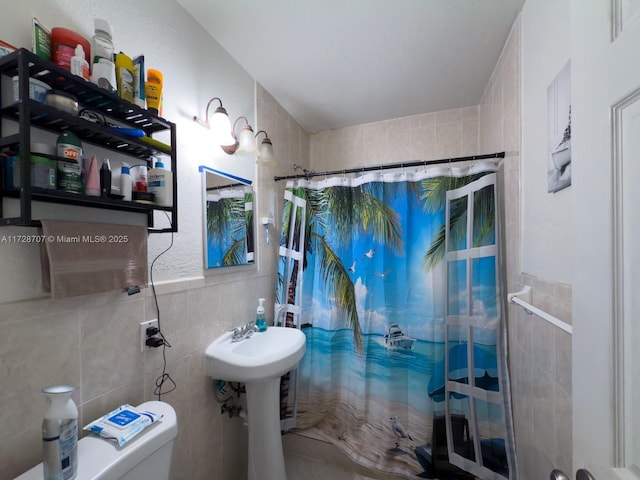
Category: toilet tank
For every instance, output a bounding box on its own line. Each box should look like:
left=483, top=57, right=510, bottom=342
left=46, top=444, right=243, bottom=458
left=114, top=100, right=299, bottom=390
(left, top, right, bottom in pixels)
left=16, top=400, right=178, bottom=480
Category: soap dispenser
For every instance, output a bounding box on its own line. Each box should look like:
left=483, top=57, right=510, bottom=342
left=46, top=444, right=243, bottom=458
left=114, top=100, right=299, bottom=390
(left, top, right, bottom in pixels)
left=256, top=298, right=267, bottom=332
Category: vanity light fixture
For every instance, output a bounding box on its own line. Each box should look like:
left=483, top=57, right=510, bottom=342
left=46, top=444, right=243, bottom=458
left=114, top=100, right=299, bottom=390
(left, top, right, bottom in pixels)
left=222, top=116, right=260, bottom=156
left=194, top=98, right=273, bottom=159
left=255, top=130, right=275, bottom=165
left=193, top=97, right=236, bottom=146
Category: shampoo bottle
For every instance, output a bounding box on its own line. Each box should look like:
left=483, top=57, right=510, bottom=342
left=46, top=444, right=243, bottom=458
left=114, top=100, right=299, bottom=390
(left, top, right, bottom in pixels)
left=148, top=159, right=172, bottom=207
left=42, top=385, right=78, bottom=480
left=256, top=298, right=267, bottom=332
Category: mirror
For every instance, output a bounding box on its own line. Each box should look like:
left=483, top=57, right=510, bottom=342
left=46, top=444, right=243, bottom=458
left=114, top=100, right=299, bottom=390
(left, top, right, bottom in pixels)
left=200, top=165, right=254, bottom=268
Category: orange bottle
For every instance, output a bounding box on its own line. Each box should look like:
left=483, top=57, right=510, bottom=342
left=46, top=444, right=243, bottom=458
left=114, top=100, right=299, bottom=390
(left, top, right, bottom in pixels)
left=145, top=69, right=163, bottom=115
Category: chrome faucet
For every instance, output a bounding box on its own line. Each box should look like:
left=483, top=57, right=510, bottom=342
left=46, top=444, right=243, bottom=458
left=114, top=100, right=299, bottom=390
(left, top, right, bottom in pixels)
left=230, top=321, right=258, bottom=342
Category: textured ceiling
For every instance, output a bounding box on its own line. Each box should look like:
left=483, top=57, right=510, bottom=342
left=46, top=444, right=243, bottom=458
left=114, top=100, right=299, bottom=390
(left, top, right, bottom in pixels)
left=178, top=0, right=524, bottom=133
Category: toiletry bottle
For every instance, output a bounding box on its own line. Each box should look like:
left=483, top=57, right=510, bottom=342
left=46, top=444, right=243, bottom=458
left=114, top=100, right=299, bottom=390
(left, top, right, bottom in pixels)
left=70, top=44, right=89, bottom=81
left=120, top=162, right=132, bottom=201
left=85, top=155, right=100, bottom=196
left=56, top=131, right=83, bottom=194
left=99, top=158, right=111, bottom=198
left=114, top=52, right=134, bottom=103
left=148, top=158, right=173, bottom=206
left=132, top=56, right=146, bottom=108
left=145, top=69, right=163, bottom=115
left=256, top=298, right=267, bottom=332
left=42, top=385, right=78, bottom=480
left=131, top=165, right=147, bottom=192
left=90, top=19, right=116, bottom=92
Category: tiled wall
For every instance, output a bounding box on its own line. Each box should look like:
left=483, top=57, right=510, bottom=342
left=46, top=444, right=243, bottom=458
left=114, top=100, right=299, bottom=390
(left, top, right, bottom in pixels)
left=0, top=273, right=253, bottom=479
left=256, top=82, right=311, bottom=247
left=309, top=105, right=479, bottom=171
left=0, top=87, right=309, bottom=480
left=478, top=16, right=573, bottom=478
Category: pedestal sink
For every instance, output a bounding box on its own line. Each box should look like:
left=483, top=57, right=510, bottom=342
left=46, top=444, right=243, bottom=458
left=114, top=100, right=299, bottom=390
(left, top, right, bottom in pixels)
left=205, top=326, right=306, bottom=480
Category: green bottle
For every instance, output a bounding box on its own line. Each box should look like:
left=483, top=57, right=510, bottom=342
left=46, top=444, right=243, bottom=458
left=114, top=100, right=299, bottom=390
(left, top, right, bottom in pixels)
left=56, top=131, right=83, bottom=193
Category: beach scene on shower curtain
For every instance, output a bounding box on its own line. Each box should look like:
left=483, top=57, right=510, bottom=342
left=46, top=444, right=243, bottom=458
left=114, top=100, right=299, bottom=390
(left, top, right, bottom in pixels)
left=276, top=164, right=514, bottom=479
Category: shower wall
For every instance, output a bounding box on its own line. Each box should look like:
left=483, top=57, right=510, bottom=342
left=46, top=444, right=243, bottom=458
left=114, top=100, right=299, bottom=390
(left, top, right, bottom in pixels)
left=309, top=105, right=479, bottom=171
left=478, top=15, right=572, bottom=479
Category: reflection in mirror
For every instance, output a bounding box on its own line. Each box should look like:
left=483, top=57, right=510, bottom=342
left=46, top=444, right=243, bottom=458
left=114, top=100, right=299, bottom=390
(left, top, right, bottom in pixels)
left=200, top=166, right=254, bottom=268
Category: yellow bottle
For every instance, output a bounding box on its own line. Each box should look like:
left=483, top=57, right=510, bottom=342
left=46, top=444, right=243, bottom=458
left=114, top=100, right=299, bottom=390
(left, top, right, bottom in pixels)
left=145, top=68, right=163, bottom=115
left=114, top=52, right=134, bottom=103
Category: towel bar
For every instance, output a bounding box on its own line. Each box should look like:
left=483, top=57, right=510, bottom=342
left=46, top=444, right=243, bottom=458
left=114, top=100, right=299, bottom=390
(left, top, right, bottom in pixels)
left=508, top=285, right=573, bottom=335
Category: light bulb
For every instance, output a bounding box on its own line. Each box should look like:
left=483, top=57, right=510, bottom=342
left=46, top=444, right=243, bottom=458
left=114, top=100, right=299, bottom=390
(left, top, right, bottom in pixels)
left=235, top=125, right=259, bottom=156
left=210, top=107, right=235, bottom=146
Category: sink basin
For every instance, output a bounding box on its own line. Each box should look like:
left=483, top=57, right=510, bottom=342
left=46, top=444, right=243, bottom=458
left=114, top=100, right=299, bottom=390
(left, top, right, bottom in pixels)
left=206, top=326, right=306, bottom=382
left=205, top=326, right=306, bottom=480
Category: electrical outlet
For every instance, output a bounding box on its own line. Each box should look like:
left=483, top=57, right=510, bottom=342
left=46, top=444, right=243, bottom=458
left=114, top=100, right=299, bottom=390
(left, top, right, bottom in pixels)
left=140, top=319, right=159, bottom=352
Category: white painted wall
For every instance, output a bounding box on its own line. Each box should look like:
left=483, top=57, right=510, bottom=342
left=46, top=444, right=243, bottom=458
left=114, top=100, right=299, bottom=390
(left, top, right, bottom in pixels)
left=521, top=0, right=572, bottom=283
left=0, top=0, right=256, bottom=302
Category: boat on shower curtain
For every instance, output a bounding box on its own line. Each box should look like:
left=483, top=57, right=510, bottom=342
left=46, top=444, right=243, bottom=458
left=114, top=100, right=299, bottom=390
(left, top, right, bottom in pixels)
left=384, top=322, right=416, bottom=350
left=275, top=163, right=516, bottom=479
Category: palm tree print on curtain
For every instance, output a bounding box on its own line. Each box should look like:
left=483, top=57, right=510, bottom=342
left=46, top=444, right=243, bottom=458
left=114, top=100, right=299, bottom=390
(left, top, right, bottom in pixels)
left=275, top=163, right=515, bottom=479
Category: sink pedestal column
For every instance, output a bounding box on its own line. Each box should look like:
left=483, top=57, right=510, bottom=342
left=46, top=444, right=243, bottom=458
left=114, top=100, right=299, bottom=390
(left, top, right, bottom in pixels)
left=245, top=377, right=287, bottom=480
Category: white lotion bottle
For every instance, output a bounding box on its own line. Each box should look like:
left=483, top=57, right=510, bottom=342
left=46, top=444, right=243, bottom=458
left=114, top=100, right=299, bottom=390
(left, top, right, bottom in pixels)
left=148, top=159, right=172, bottom=207
left=42, top=385, right=78, bottom=480
left=120, top=162, right=132, bottom=201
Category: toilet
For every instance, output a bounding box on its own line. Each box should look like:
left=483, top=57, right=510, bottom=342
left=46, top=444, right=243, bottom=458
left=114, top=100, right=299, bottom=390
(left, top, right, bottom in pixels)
left=16, top=400, right=177, bottom=480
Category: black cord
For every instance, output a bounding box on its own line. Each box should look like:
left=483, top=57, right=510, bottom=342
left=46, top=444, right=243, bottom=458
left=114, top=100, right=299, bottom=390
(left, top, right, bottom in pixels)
left=150, top=212, right=177, bottom=399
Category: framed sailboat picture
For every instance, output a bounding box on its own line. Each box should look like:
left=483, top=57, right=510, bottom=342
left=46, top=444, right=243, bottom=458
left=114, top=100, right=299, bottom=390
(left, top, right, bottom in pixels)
left=547, top=60, right=571, bottom=193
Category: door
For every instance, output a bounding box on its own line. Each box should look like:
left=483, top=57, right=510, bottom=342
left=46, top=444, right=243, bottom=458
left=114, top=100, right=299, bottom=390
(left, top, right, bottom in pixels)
left=572, top=1, right=640, bottom=478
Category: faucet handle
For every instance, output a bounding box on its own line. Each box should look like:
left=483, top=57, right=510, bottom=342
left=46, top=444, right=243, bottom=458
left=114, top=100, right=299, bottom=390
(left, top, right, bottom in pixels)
left=246, top=321, right=258, bottom=331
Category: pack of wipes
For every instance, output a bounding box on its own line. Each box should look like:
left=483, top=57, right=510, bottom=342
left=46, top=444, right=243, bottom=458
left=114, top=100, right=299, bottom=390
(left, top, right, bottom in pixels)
left=83, top=404, right=162, bottom=447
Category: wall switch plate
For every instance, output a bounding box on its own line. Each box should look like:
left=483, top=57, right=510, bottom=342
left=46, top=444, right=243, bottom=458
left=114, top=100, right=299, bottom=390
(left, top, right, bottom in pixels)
left=140, top=319, right=159, bottom=352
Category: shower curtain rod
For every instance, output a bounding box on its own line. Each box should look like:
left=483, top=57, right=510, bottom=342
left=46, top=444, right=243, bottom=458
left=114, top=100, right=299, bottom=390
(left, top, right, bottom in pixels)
left=273, top=151, right=505, bottom=181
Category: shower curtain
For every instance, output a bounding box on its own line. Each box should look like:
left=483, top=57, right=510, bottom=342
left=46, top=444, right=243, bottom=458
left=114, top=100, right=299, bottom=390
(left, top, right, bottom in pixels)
left=275, top=162, right=517, bottom=479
